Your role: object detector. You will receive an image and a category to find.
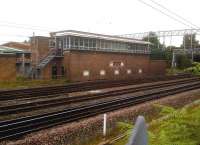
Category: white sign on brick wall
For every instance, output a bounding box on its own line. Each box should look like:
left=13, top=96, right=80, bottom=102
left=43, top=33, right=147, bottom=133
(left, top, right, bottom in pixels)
left=83, top=70, right=90, bottom=76
left=138, top=69, right=143, bottom=74
left=127, top=69, right=132, bottom=74
left=114, top=70, right=119, bottom=75
left=100, top=70, right=106, bottom=76
left=109, top=62, right=114, bottom=67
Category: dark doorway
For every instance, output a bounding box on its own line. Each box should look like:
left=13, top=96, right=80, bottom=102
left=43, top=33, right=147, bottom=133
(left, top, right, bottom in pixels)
left=52, top=65, right=57, bottom=79
left=61, top=66, right=65, bottom=78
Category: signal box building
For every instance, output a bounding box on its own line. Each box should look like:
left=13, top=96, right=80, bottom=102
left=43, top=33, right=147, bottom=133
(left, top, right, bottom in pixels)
left=30, top=30, right=166, bottom=82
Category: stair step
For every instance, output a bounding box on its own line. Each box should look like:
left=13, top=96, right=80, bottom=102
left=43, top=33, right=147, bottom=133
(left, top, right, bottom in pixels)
left=37, top=54, right=56, bottom=68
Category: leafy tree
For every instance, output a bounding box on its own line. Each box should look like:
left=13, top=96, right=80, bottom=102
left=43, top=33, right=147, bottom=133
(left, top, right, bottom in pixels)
left=166, top=45, right=180, bottom=50
left=181, top=34, right=199, bottom=49
left=142, top=32, right=164, bottom=50
left=176, top=54, right=192, bottom=69
left=164, top=50, right=173, bottom=66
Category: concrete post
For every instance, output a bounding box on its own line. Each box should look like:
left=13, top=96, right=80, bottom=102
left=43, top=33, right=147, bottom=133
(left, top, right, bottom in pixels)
left=126, top=116, right=148, bottom=145
left=103, top=114, right=107, bottom=137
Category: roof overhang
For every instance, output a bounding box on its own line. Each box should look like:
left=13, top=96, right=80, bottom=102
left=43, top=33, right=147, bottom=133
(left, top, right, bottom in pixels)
left=50, top=30, right=151, bottom=45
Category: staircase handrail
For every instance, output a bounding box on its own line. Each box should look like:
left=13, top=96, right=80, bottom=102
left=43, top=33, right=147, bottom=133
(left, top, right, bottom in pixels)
left=39, top=48, right=57, bottom=63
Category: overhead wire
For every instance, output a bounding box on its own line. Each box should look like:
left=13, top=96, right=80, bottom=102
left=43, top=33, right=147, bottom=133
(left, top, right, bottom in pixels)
left=148, top=0, right=200, bottom=29
left=0, top=0, right=199, bottom=43
left=137, top=0, right=196, bottom=29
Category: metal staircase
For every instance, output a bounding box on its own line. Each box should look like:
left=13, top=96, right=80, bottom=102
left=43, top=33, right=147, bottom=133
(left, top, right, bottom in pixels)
left=37, top=49, right=57, bottom=69
left=27, top=49, right=62, bottom=79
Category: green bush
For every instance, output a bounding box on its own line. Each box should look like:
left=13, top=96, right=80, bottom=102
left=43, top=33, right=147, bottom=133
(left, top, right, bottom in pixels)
left=184, top=62, right=200, bottom=75
left=149, top=103, right=200, bottom=145
left=176, top=54, right=192, bottom=69
left=114, top=103, right=200, bottom=145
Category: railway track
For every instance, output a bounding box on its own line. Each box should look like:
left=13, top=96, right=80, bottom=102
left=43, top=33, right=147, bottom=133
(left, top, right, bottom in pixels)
left=0, top=78, right=200, bottom=141
left=0, top=74, right=191, bottom=101
left=0, top=77, right=199, bottom=115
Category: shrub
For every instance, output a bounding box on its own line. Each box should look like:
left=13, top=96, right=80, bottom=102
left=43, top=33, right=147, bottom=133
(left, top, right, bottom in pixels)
left=184, top=62, right=200, bottom=75
left=176, top=54, right=192, bottom=69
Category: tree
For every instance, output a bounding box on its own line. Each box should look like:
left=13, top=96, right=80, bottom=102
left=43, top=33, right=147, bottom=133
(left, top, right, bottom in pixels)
left=143, top=32, right=172, bottom=65
left=142, top=32, right=164, bottom=50
left=176, top=54, right=192, bottom=69
left=166, top=45, right=180, bottom=50
left=181, top=34, right=199, bottom=49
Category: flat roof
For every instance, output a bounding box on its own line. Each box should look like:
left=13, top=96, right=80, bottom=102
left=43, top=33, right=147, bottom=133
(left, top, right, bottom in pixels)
left=50, top=30, right=151, bottom=45
left=30, top=36, right=50, bottom=38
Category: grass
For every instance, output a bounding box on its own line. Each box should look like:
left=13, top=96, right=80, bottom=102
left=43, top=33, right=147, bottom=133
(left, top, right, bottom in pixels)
left=166, top=68, right=185, bottom=75
left=112, top=100, right=200, bottom=145
left=0, top=79, right=69, bottom=90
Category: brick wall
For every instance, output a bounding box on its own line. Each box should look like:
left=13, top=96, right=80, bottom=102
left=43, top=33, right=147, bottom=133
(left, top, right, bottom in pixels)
left=0, top=54, right=16, bottom=81
left=64, top=50, right=150, bottom=82
left=30, top=36, right=50, bottom=66
left=149, top=60, right=167, bottom=75
left=39, top=51, right=167, bottom=82
left=41, top=58, right=64, bottom=80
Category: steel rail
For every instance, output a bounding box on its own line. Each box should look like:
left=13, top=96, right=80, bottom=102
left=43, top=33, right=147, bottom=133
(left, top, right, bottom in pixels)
left=0, top=80, right=200, bottom=141
left=0, top=75, right=191, bottom=101
left=0, top=77, right=198, bottom=115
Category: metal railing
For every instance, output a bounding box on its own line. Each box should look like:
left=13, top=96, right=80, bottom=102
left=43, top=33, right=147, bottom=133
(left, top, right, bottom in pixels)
left=63, top=47, right=151, bottom=54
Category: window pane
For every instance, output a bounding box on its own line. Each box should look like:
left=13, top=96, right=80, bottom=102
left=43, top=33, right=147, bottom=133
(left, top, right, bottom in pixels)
left=85, top=39, right=89, bottom=48
left=89, top=39, right=93, bottom=48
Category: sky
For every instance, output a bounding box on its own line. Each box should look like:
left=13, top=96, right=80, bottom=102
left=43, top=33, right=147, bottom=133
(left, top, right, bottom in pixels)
left=0, top=0, right=200, bottom=46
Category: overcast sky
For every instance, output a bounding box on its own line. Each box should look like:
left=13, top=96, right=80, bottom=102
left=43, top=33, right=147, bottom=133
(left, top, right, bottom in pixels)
left=0, top=0, right=199, bottom=45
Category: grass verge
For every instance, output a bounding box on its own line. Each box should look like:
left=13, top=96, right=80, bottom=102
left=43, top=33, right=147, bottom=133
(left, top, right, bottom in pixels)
left=113, top=100, right=200, bottom=145
left=0, top=79, right=69, bottom=90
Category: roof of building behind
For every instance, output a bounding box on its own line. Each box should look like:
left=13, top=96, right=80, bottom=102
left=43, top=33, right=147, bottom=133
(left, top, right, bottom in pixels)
left=50, top=30, right=151, bottom=45
left=0, top=46, right=30, bottom=54
left=3, top=42, right=30, bottom=51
